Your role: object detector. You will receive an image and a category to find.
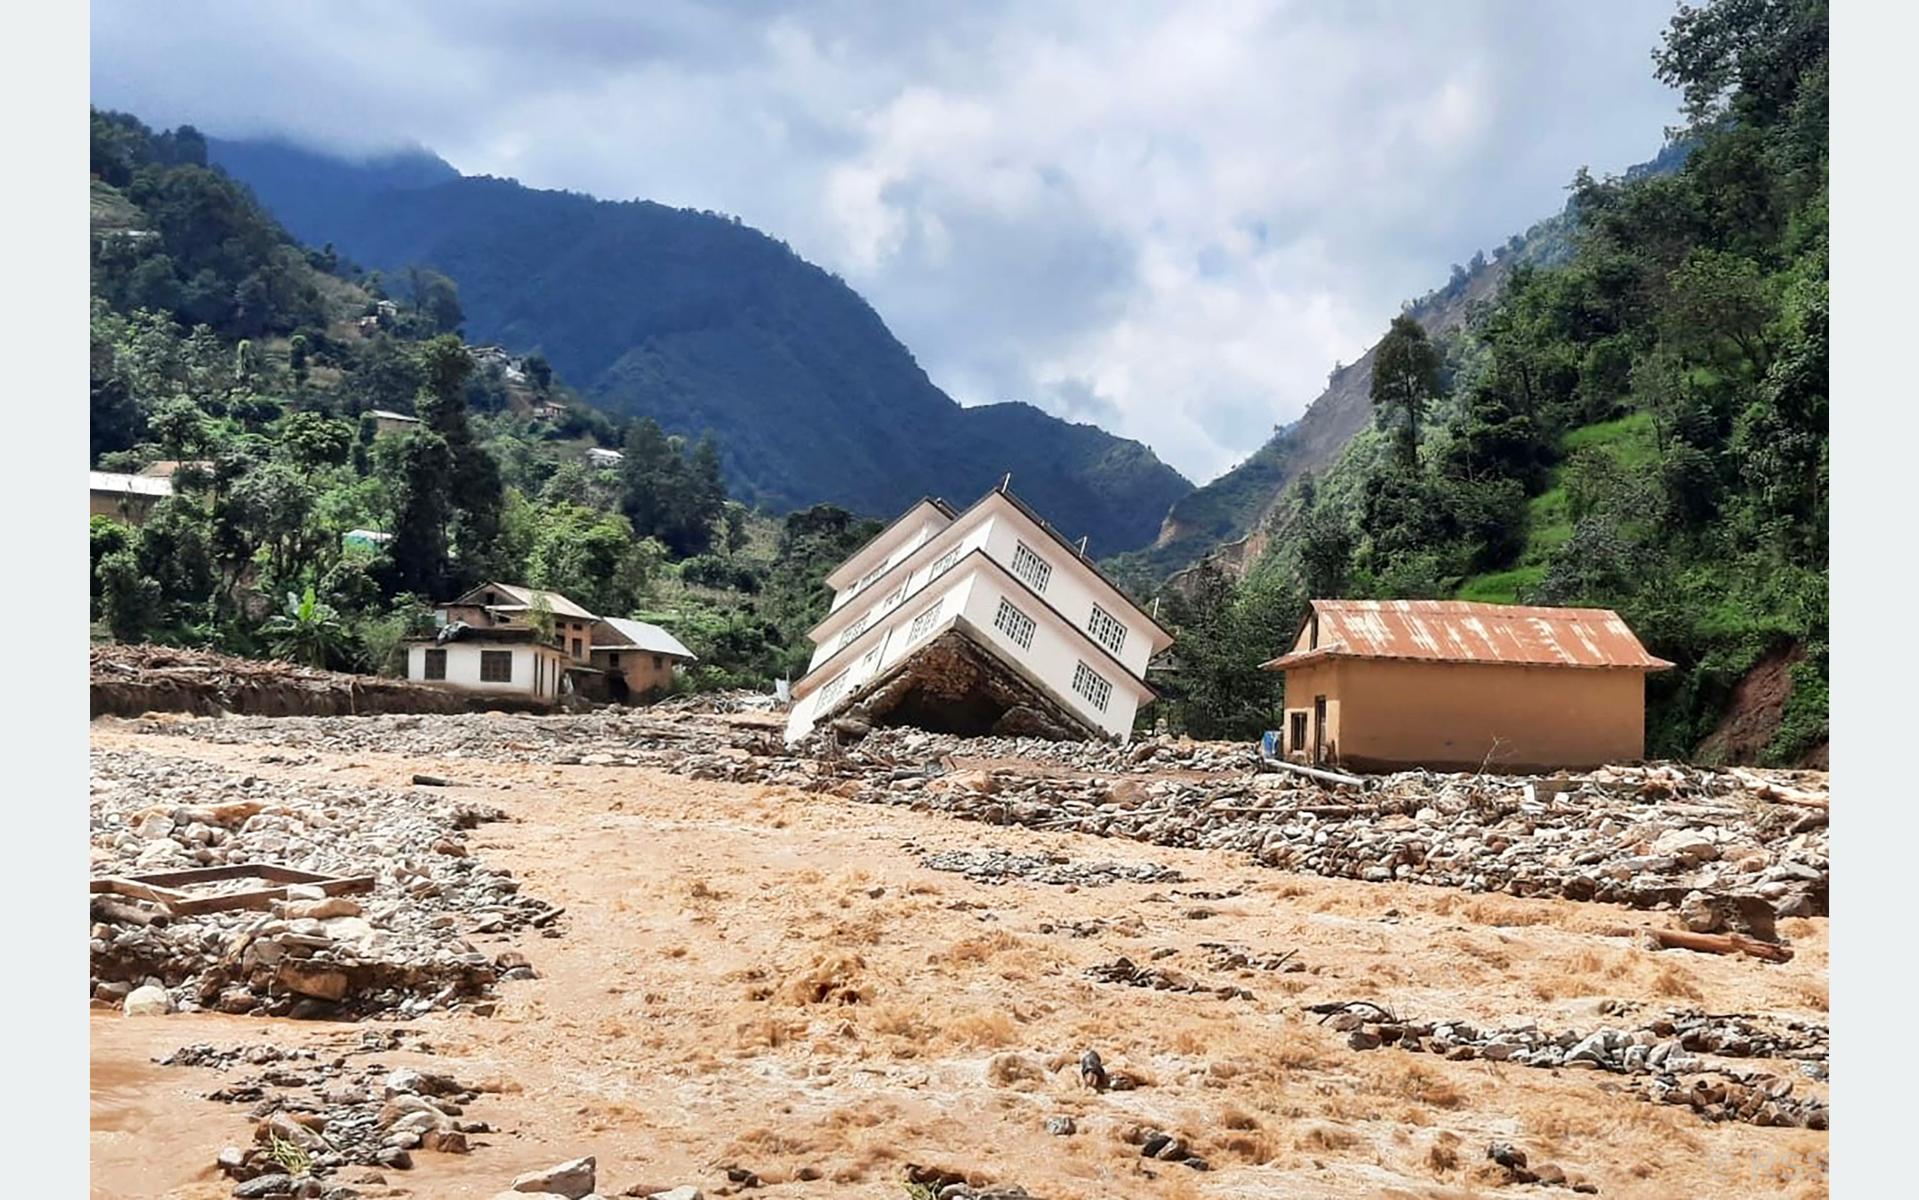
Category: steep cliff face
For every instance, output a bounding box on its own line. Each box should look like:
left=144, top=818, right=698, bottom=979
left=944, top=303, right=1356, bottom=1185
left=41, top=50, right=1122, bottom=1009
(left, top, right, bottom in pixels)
left=1124, top=259, right=1513, bottom=587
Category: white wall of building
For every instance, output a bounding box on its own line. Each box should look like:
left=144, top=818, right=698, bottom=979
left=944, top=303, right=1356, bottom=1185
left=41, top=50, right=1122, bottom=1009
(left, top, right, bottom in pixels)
left=405, top=642, right=568, bottom=702
left=953, top=568, right=1145, bottom=741
left=809, top=517, right=993, bottom=673
left=826, top=509, right=953, bottom=616
left=975, top=517, right=1156, bottom=678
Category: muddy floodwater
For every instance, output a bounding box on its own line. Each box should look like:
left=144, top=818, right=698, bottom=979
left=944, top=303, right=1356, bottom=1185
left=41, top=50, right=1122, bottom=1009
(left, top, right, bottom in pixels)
left=89, top=715, right=1830, bottom=1199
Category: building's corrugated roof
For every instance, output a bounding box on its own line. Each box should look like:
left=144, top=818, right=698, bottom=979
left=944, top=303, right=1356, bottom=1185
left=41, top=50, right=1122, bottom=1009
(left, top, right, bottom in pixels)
left=592, top=617, right=697, bottom=661
left=89, top=471, right=173, bottom=498
left=457, top=582, right=598, bottom=621
left=368, top=409, right=419, bottom=422
left=1261, top=599, right=1673, bottom=671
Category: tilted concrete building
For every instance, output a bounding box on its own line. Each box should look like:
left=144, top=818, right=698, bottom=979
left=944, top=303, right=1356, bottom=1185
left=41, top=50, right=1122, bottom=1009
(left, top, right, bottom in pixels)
left=783, top=482, right=1173, bottom=744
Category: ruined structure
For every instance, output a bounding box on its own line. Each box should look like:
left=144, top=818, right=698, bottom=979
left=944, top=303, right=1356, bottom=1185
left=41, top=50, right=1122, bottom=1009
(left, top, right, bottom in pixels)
left=784, top=482, right=1173, bottom=743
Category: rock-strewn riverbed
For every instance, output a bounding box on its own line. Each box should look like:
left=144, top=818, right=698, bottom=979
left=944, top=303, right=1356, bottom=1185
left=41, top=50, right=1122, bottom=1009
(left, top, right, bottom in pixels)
left=90, top=748, right=559, bottom=1020
left=143, top=713, right=1829, bottom=923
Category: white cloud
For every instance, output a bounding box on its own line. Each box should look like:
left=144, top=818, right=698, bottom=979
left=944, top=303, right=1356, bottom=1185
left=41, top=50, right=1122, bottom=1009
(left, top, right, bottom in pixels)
left=91, top=0, right=1680, bottom=482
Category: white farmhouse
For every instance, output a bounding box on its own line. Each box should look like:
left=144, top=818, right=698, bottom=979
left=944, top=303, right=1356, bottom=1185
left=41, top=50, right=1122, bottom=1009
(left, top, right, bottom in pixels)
left=401, top=582, right=599, bottom=705
left=783, top=481, right=1173, bottom=744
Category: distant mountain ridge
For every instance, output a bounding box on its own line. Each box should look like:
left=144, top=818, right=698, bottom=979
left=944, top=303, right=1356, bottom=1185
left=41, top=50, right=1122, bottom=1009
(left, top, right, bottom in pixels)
left=207, top=137, right=1193, bottom=554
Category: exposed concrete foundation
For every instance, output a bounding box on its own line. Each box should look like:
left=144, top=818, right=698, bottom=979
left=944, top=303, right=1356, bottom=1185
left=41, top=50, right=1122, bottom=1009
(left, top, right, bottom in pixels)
left=839, top=626, right=1105, bottom=742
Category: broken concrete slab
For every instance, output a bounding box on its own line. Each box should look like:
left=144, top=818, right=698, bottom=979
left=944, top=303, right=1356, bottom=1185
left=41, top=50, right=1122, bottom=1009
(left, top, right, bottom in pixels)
left=834, top=626, right=1104, bottom=743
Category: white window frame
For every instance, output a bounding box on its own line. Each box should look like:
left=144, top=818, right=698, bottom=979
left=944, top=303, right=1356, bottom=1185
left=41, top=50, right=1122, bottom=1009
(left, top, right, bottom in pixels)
left=853, top=558, right=890, bottom=595
left=1010, top=541, right=1052, bottom=593
left=1087, top=603, right=1128, bottom=656
left=837, top=612, right=872, bottom=651
left=993, top=596, right=1036, bottom=651
left=1071, top=660, right=1112, bottom=713
left=907, top=599, right=945, bottom=643
left=816, top=668, right=851, bottom=710
left=928, top=545, right=962, bottom=582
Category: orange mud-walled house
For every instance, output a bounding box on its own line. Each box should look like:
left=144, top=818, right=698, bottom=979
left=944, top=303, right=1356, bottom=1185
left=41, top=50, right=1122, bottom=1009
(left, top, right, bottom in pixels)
left=1260, top=599, right=1673, bottom=773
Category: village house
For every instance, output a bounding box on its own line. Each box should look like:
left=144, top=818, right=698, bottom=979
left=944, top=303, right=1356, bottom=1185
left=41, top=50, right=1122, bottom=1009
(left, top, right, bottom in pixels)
left=402, top=583, right=600, bottom=705
left=1260, top=599, right=1673, bottom=772
left=783, top=480, right=1173, bottom=745
left=368, top=409, right=421, bottom=436
left=88, top=470, right=173, bottom=524
left=589, top=617, right=697, bottom=702
left=583, top=447, right=623, bottom=469
left=530, top=399, right=568, bottom=421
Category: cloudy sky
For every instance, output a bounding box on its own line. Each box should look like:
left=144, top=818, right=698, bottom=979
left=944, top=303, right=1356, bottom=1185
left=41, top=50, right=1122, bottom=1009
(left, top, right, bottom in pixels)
left=92, top=1, right=1682, bottom=483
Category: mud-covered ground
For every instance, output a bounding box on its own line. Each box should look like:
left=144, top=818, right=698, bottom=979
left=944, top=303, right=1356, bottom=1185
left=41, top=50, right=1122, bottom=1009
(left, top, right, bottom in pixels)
left=89, top=713, right=1830, bottom=1200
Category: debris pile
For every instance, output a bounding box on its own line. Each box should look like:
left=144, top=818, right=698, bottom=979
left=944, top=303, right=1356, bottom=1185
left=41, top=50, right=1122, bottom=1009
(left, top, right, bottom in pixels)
left=917, top=848, right=1185, bottom=887
left=146, top=715, right=1829, bottom=920
left=91, top=749, right=558, bottom=1019
left=89, top=644, right=542, bottom=719
left=903, top=1162, right=1040, bottom=1199
left=1085, top=956, right=1254, bottom=1000
left=161, top=1031, right=492, bottom=1190
left=1309, top=1001, right=1829, bottom=1129
left=1485, top=1141, right=1599, bottom=1192
left=1116, top=1124, right=1210, bottom=1173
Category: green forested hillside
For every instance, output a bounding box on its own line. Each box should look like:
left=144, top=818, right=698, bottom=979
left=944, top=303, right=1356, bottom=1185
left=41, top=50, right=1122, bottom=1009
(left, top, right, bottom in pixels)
left=89, top=109, right=881, bottom=685
left=1160, top=0, right=1827, bottom=766
left=204, top=139, right=1193, bottom=553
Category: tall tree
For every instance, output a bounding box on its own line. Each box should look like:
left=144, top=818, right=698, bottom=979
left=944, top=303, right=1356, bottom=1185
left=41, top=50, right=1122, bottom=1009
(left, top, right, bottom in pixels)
left=413, top=336, right=505, bottom=588
left=407, top=267, right=465, bottom=335
left=1369, top=315, right=1443, bottom=469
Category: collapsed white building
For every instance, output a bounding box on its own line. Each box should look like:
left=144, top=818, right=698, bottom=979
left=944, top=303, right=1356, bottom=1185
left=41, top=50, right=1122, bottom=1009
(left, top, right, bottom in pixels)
left=784, top=481, right=1173, bottom=744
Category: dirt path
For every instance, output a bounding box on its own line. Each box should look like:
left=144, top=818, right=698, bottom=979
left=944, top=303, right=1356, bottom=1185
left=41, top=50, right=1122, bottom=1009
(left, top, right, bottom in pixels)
left=89, top=724, right=1831, bottom=1200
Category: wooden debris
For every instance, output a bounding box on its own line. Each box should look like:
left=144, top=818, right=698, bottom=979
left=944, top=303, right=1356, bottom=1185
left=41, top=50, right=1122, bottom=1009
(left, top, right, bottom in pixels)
left=1260, top=757, right=1367, bottom=791
left=1728, top=767, right=1828, bottom=809
left=1629, top=926, right=1796, bottom=963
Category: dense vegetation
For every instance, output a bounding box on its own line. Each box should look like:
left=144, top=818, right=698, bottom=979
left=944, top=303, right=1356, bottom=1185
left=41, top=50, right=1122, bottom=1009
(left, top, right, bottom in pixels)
left=205, top=139, right=1193, bottom=553
left=89, top=109, right=880, bottom=686
left=1159, top=0, right=1828, bottom=765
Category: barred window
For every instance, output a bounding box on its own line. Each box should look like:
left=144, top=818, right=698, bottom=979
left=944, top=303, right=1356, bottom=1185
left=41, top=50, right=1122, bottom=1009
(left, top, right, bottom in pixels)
left=480, top=650, right=513, bottom=683
left=837, top=612, right=871, bottom=650
left=1087, top=604, right=1128, bottom=655
left=907, top=599, right=945, bottom=643
left=1010, top=541, right=1052, bottom=593
left=929, top=545, right=962, bottom=581
left=1071, top=660, right=1112, bottom=712
left=993, top=597, right=1036, bottom=650
left=854, top=559, right=889, bottom=594
left=423, top=648, right=447, bottom=680
left=816, top=669, right=851, bottom=709
left=860, top=645, right=882, bottom=673
left=879, top=583, right=907, bottom=612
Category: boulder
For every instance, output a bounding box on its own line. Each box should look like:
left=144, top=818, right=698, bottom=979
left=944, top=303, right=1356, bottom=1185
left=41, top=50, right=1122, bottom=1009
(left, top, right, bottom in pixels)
left=123, top=984, right=173, bottom=1017
left=282, top=897, right=362, bottom=921
left=277, top=961, right=351, bottom=1002
left=511, top=1156, right=597, bottom=1198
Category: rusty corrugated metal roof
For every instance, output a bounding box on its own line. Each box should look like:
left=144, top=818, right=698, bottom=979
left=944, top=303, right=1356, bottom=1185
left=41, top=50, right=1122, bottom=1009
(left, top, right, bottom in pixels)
left=1261, top=599, right=1673, bottom=672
